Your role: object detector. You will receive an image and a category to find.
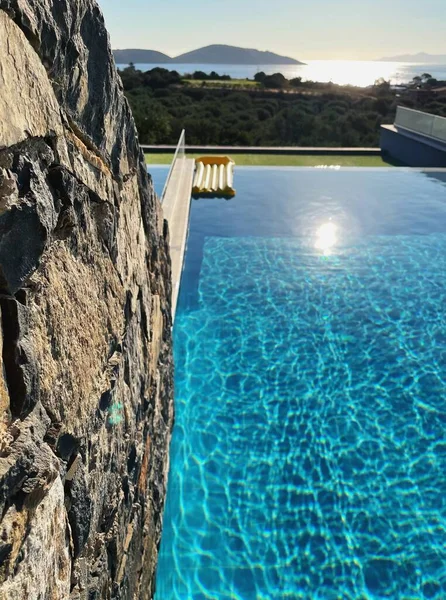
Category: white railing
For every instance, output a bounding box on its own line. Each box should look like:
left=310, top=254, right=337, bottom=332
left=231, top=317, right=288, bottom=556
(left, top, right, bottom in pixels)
left=395, top=107, right=446, bottom=144
left=161, top=130, right=186, bottom=203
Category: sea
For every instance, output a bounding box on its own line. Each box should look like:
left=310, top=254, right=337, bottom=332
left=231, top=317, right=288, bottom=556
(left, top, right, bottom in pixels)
left=116, top=60, right=446, bottom=88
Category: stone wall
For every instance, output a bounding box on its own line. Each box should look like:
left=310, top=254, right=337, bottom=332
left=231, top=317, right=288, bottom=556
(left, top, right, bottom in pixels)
left=0, top=1, right=174, bottom=598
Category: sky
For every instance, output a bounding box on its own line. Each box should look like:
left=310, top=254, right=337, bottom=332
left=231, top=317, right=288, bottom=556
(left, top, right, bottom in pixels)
left=98, top=0, right=446, bottom=61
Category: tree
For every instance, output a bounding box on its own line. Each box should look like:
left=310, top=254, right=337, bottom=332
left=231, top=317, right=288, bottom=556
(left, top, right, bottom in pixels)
left=254, top=71, right=266, bottom=83
left=374, top=78, right=391, bottom=97
left=119, top=64, right=141, bottom=90
left=132, top=102, right=172, bottom=143
left=193, top=71, right=208, bottom=80
left=263, top=73, right=287, bottom=89
left=121, top=65, right=407, bottom=148
left=289, top=77, right=302, bottom=87
left=410, top=73, right=437, bottom=90
left=142, top=68, right=181, bottom=89
left=425, top=78, right=438, bottom=88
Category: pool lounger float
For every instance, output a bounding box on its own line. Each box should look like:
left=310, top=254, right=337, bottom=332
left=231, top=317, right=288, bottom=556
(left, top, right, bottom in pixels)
left=192, top=156, right=236, bottom=198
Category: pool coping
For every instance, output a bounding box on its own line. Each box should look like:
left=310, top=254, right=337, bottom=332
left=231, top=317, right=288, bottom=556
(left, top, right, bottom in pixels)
left=151, top=164, right=446, bottom=172
left=161, top=158, right=195, bottom=320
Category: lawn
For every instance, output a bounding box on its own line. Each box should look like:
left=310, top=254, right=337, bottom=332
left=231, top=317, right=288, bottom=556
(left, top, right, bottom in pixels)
left=183, top=79, right=260, bottom=89
left=145, top=153, right=396, bottom=167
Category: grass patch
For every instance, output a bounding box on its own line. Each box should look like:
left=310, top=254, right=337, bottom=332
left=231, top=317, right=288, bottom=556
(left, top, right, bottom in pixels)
left=146, top=153, right=395, bottom=167
left=183, top=79, right=260, bottom=88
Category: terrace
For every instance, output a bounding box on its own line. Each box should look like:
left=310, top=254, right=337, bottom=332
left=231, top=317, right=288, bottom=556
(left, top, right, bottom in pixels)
left=381, top=106, right=446, bottom=167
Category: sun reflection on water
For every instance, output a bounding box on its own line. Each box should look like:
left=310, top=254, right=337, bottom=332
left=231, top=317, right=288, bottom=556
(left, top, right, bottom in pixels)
left=299, top=60, right=406, bottom=87
left=315, top=222, right=338, bottom=254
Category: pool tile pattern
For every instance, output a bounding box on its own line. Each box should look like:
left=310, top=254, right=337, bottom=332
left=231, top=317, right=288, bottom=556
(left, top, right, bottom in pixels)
left=157, top=234, right=446, bottom=599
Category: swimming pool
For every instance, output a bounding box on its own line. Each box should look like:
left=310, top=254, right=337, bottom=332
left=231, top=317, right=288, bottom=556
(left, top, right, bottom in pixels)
left=155, top=168, right=446, bottom=599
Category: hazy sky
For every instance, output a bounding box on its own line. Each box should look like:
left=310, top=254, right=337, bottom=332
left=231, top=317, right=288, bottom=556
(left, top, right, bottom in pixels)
left=99, top=0, right=446, bottom=60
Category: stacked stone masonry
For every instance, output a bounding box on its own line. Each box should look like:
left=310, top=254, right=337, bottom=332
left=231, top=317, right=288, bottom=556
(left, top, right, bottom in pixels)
left=0, top=1, right=174, bottom=598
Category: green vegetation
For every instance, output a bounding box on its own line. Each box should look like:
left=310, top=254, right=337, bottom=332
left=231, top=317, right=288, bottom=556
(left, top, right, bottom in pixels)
left=145, top=153, right=394, bottom=167
left=184, top=78, right=261, bottom=89
left=186, top=71, right=232, bottom=81
left=119, top=66, right=446, bottom=147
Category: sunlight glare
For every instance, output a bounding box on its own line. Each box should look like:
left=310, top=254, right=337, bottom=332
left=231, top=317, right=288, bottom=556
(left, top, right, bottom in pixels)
left=315, top=222, right=338, bottom=254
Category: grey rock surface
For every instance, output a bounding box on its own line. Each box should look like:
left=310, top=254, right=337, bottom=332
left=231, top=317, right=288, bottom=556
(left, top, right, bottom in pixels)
left=0, top=1, right=174, bottom=598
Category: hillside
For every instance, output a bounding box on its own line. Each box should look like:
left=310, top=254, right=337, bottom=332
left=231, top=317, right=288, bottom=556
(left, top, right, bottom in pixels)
left=113, top=44, right=304, bottom=65
left=174, top=44, right=304, bottom=64
left=119, top=66, right=406, bottom=148
left=113, top=48, right=171, bottom=63
left=380, top=52, right=446, bottom=64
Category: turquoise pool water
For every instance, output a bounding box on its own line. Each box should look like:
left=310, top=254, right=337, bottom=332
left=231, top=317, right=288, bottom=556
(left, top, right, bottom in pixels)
left=155, top=168, right=446, bottom=599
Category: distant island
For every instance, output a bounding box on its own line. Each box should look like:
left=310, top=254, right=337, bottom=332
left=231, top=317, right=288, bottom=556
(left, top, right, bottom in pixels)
left=113, top=49, right=171, bottom=64
left=173, top=45, right=304, bottom=65
left=379, top=52, right=446, bottom=64
left=113, top=44, right=305, bottom=65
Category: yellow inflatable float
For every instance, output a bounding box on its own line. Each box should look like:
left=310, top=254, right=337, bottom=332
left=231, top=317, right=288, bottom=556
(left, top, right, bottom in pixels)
left=192, top=156, right=236, bottom=198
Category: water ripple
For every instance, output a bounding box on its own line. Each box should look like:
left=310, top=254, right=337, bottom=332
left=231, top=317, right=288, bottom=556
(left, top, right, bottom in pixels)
left=157, top=235, right=446, bottom=599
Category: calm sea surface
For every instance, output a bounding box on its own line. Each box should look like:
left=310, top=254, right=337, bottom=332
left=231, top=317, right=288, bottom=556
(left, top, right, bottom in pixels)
left=117, top=60, right=446, bottom=87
